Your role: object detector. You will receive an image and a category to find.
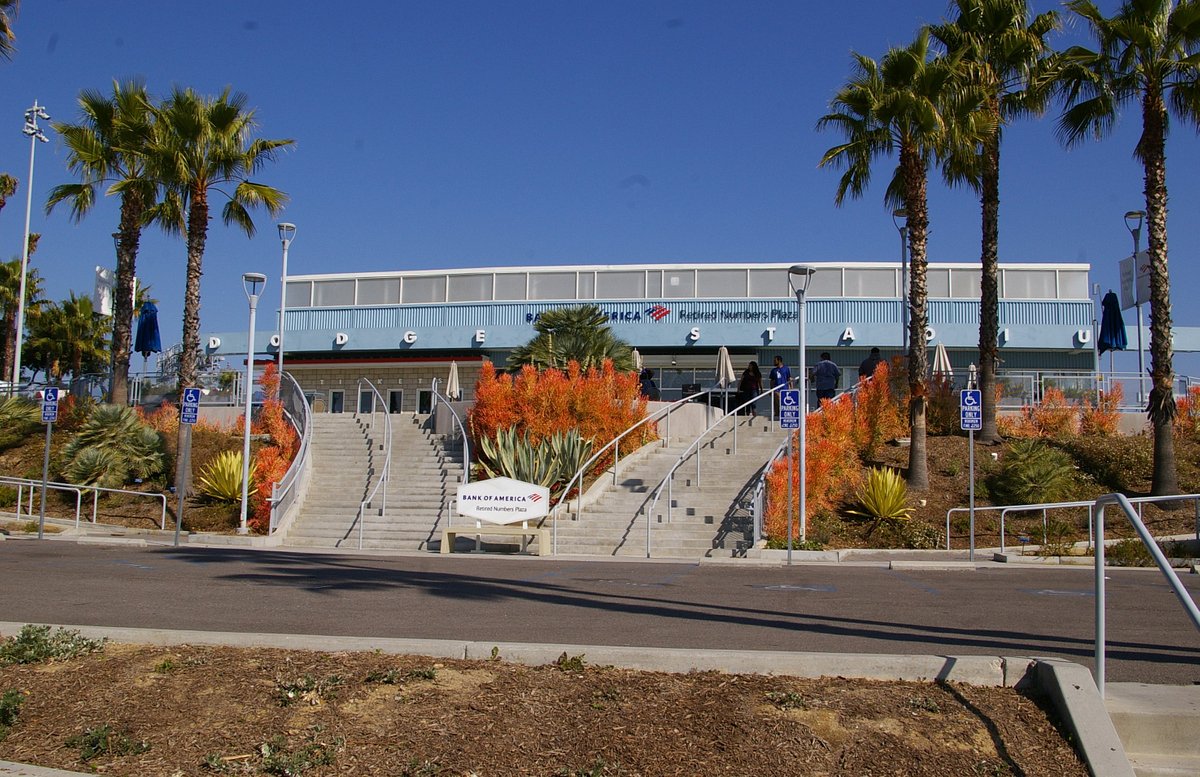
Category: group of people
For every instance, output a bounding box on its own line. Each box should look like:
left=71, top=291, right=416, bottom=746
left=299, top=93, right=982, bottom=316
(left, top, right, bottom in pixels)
left=639, top=348, right=888, bottom=416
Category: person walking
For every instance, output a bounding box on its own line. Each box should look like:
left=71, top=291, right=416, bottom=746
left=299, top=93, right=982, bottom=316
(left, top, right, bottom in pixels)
left=737, top=360, right=762, bottom=417
left=858, top=347, right=885, bottom=380
left=811, top=352, right=841, bottom=405
left=769, top=355, right=792, bottom=416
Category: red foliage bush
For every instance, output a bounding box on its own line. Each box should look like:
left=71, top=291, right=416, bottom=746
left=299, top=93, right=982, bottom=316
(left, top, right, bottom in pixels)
left=1080, top=382, right=1122, bottom=437
left=999, top=386, right=1079, bottom=439
left=852, top=362, right=906, bottom=458
left=243, top=364, right=299, bottom=533
left=467, top=360, right=654, bottom=474
left=1174, top=385, right=1200, bottom=437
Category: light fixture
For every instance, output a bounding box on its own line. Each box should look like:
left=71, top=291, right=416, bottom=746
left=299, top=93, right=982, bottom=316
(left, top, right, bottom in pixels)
left=892, top=208, right=909, bottom=351
left=238, top=271, right=267, bottom=535
left=1124, top=210, right=1147, bottom=403
left=10, top=100, right=50, bottom=395
left=787, top=264, right=816, bottom=552
left=276, top=222, right=296, bottom=382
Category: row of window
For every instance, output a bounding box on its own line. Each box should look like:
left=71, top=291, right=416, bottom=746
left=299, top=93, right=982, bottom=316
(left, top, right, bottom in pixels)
left=285, top=267, right=1090, bottom=308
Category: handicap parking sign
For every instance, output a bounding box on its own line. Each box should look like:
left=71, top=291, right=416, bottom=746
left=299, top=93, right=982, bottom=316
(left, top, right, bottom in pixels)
left=40, top=386, right=59, bottom=423
left=181, top=387, right=201, bottom=426
left=960, top=389, right=982, bottom=431
left=780, top=389, right=801, bottom=429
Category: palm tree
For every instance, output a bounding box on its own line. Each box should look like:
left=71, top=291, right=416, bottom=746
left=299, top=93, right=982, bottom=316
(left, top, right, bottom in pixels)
left=0, top=174, right=17, bottom=214
left=146, top=86, right=292, bottom=485
left=507, top=305, right=636, bottom=371
left=0, top=238, right=43, bottom=383
left=0, top=0, right=19, bottom=62
left=819, top=29, right=991, bottom=490
left=931, top=0, right=1060, bottom=444
left=26, top=292, right=108, bottom=385
left=47, top=80, right=159, bottom=406
left=1057, top=0, right=1200, bottom=495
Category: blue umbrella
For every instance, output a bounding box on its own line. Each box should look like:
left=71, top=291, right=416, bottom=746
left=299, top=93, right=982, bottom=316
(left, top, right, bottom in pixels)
left=133, top=301, right=162, bottom=358
left=1098, top=291, right=1127, bottom=355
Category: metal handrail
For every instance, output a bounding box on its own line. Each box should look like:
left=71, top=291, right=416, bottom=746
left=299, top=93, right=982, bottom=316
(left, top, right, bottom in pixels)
left=946, top=493, right=1200, bottom=555
left=547, top=388, right=713, bottom=553
left=1093, top=492, right=1200, bottom=695
left=430, top=377, right=470, bottom=485
left=267, top=371, right=313, bottom=534
left=354, top=378, right=391, bottom=550
left=643, top=383, right=790, bottom=557
left=1, top=476, right=83, bottom=526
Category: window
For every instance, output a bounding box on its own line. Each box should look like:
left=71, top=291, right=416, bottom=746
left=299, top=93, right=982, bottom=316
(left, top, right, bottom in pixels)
left=284, top=281, right=312, bottom=308
left=697, top=269, right=747, bottom=298
left=927, top=269, right=950, bottom=298
left=356, top=278, right=400, bottom=305
left=1058, top=270, right=1089, bottom=299
left=448, top=273, right=494, bottom=302
left=494, top=274, right=527, bottom=300
left=577, top=272, right=595, bottom=299
left=529, top=272, right=577, bottom=300
left=749, top=268, right=789, bottom=297
left=647, top=271, right=662, bottom=298
left=844, top=269, right=896, bottom=297
left=596, top=271, right=645, bottom=300
left=313, top=280, right=354, bottom=307
left=663, top=270, right=695, bottom=298
left=402, top=275, right=446, bottom=304
left=950, top=269, right=982, bottom=298
left=807, top=268, right=842, bottom=297
left=1002, top=269, right=1055, bottom=299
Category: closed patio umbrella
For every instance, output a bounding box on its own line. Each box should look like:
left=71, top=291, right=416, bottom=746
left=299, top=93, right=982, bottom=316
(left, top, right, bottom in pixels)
left=1098, top=291, right=1127, bottom=355
left=715, top=345, right=737, bottom=413
left=631, top=348, right=643, bottom=372
left=133, top=301, right=161, bottom=372
left=446, top=361, right=461, bottom=401
left=931, top=341, right=953, bottom=380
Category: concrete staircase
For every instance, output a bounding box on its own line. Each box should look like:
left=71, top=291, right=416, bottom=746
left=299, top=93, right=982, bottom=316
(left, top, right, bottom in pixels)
left=283, top=413, right=464, bottom=550
left=549, top=415, right=787, bottom=558
left=1106, top=683, right=1200, bottom=777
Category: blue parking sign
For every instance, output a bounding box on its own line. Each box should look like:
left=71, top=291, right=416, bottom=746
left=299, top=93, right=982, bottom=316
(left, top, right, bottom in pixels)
left=181, top=386, right=201, bottom=426
left=960, top=389, right=982, bottom=431
left=40, top=387, right=59, bottom=423
left=780, top=389, right=801, bottom=429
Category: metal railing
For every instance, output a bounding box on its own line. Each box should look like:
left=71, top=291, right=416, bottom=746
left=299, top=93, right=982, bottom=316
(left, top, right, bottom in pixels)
left=946, top=493, right=1200, bottom=556
left=0, top=475, right=167, bottom=529
left=354, top=378, right=391, bottom=550
left=1093, top=493, right=1200, bottom=695
left=643, top=384, right=790, bottom=557
left=430, top=377, right=470, bottom=485
left=267, top=371, right=314, bottom=534
left=997, top=370, right=1195, bottom=412
left=547, top=388, right=713, bottom=554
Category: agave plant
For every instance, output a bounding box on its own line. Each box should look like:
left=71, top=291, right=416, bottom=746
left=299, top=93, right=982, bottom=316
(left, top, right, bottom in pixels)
left=847, top=466, right=914, bottom=535
left=0, top=397, right=40, bottom=451
left=60, top=404, right=166, bottom=487
left=195, top=450, right=252, bottom=504
left=477, top=426, right=593, bottom=497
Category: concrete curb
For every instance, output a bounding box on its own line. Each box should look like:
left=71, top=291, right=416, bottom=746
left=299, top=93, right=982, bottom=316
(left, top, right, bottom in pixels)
left=0, top=622, right=1124, bottom=776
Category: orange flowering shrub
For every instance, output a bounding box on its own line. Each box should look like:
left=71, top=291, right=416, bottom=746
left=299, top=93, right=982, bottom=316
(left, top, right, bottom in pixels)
left=468, top=359, right=654, bottom=474
left=764, top=393, right=862, bottom=540
left=239, top=364, right=300, bottom=533
left=1174, top=386, right=1200, bottom=437
left=925, top=376, right=960, bottom=435
left=1000, top=386, right=1079, bottom=439
left=250, top=445, right=291, bottom=532
left=1080, top=382, right=1122, bottom=437
left=852, top=361, right=905, bottom=459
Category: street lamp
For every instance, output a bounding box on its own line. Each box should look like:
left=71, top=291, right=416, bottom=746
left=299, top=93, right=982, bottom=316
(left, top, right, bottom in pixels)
left=1124, top=210, right=1146, bottom=403
left=892, top=208, right=909, bottom=352
left=239, top=271, right=267, bottom=536
left=789, top=264, right=815, bottom=548
left=276, top=223, right=296, bottom=382
left=10, top=101, right=50, bottom=395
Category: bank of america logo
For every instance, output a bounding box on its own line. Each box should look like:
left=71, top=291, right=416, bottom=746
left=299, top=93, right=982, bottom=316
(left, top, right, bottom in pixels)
left=529, top=493, right=542, bottom=503
left=646, top=305, right=671, bottom=321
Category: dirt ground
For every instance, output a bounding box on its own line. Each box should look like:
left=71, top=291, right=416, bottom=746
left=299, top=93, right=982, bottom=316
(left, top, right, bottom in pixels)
left=0, top=642, right=1088, bottom=777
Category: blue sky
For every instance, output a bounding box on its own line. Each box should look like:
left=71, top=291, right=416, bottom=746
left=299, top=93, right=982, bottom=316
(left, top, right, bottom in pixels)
left=1, top=1, right=1196, bottom=375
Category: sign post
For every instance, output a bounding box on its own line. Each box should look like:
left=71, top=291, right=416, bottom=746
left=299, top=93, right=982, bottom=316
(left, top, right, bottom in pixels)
left=175, top=387, right=201, bottom=546
left=38, top=388, right=59, bottom=539
left=780, top=389, right=800, bottom=565
left=960, top=388, right=982, bottom=561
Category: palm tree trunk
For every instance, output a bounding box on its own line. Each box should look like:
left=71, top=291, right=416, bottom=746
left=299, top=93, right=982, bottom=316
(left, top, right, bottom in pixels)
left=1142, top=90, right=1177, bottom=495
left=978, top=116, right=1001, bottom=443
left=0, top=311, right=13, bottom=379
left=109, top=192, right=144, bottom=406
left=175, top=189, right=208, bottom=494
left=902, top=143, right=930, bottom=491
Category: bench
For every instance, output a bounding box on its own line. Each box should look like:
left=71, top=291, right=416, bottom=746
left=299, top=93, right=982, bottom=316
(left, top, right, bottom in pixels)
left=441, top=522, right=550, bottom=556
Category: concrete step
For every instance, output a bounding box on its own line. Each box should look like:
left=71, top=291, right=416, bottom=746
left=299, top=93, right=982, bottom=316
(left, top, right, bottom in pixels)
left=1106, top=684, right=1200, bottom=772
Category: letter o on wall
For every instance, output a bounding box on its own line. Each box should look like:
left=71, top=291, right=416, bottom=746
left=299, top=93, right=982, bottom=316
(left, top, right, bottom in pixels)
left=334, top=332, right=349, bottom=346
left=269, top=334, right=281, bottom=347
left=207, top=336, right=221, bottom=350
left=403, top=331, right=417, bottom=344
left=925, top=327, right=936, bottom=342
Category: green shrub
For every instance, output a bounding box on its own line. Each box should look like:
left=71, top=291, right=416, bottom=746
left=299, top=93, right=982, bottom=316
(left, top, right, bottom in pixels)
left=847, top=466, right=914, bottom=535
left=0, top=397, right=40, bottom=451
left=1060, top=434, right=1153, bottom=493
left=0, top=485, right=16, bottom=508
left=0, top=689, right=23, bottom=741
left=477, top=426, right=593, bottom=498
left=988, top=440, right=1077, bottom=506
left=0, top=625, right=105, bottom=665
left=196, top=450, right=252, bottom=504
left=65, top=724, right=150, bottom=761
left=61, top=404, right=165, bottom=488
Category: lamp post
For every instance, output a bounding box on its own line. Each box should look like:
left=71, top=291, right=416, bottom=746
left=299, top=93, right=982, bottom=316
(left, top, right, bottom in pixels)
left=789, top=264, right=815, bottom=546
left=1124, top=210, right=1146, bottom=404
left=239, top=272, right=267, bottom=536
left=275, top=223, right=296, bottom=382
left=892, top=208, right=909, bottom=352
left=10, top=101, right=50, bottom=396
